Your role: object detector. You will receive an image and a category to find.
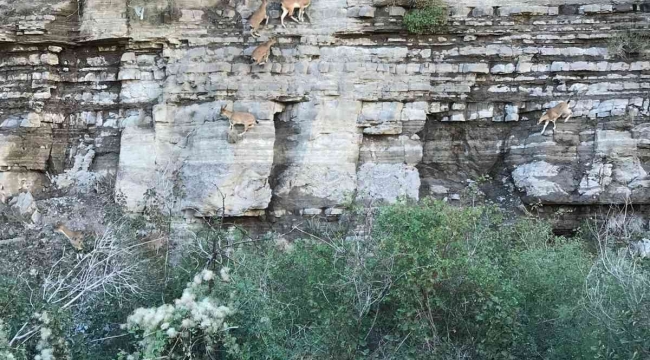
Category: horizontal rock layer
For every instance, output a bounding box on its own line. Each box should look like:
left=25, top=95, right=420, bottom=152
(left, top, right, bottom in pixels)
left=0, top=0, right=649, bottom=216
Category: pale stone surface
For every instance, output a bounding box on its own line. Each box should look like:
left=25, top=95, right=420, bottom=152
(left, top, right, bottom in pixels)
left=0, top=132, right=52, bottom=171
left=115, top=127, right=156, bottom=212
left=9, top=191, right=36, bottom=215
left=0, top=172, right=47, bottom=199
left=151, top=100, right=279, bottom=216
left=578, top=159, right=613, bottom=197
left=511, top=161, right=568, bottom=199
left=359, top=135, right=422, bottom=166
left=53, top=144, right=103, bottom=192
left=357, top=163, right=420, bottom=203
left=273, top=99, right=362, bottom=210
left=1, top=0, right=650, bottom=218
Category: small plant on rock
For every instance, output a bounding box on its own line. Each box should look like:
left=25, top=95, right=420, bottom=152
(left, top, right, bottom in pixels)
left=403, top=0, right=448, bottom=34
left=607, top=30, right=650, bottom=59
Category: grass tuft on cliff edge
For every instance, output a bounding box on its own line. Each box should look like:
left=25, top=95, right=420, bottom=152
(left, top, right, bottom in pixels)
left=403, top=0, right=448, bottom=34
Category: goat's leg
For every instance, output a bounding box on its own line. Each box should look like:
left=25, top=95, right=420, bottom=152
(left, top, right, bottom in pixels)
left=564, top=112, right=572, bottom=123
left=290, top=7, right=300, bottom=22
left=540, top=121, right=549, bottom=135
left=553, top=120, right=557, bottom=132
left=281, top=7, right=289, bottom=28
left=258, top=55, right=267, bottom=66
left=265, top=16, right=269, bottom=26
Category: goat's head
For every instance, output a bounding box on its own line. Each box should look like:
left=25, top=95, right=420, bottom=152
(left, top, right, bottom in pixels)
left=220, top=105, right=228, bottom=114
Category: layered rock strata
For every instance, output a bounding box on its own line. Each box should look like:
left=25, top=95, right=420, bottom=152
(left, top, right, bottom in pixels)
left=0, top=0, right=649, bottom=218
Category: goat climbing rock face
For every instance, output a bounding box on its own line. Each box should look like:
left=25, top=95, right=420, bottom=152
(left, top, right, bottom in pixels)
left=249, top=0, right=269, bottom=37
left=220, top=105, right=259, bottom=136
left=280, top=0, right=311, bottom=28
left=538, top=101, right=573, bottom=135
left=251, top=37, right=277, bottom=66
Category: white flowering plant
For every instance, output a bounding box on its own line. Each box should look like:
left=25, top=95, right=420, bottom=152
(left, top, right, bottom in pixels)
left=121, top=269, right=237, bottom=359
left=0, top=311, right=70, bottom=360
left=0, top=319, right=17, bottom=360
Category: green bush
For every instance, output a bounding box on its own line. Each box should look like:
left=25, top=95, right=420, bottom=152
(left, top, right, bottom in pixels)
left=173, top=201, right=600, bottom=359
left=403, top=0, right=448, bottom=34
left=4, top=201, right=650, bottom=359
left=607, top=31, right=650, bottom=59
left=372, top=202, right=596, bottom=359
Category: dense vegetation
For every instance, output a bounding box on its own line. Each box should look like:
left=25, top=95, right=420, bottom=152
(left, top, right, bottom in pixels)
left=1, top=201, right=650, bottom=359
left=607, top=30, right=650, bottom=59
left=403, top=0, right=448, bottom=34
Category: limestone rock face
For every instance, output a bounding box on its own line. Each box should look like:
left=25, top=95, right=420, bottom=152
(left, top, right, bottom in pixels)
left=0, top=172, right=47, bottom=201
left=272, top=99, right=362, bottom=211
left=357, top=163, right=420, bottom=203
left=115, top=126, right=157, bottom=212
left=1, top=0, right=650, bottom=218
left=0, top=130, right=52, bottom=171
left=154, top=101, right=280, bottom=216
left=9, top=191, right=37, bottom=215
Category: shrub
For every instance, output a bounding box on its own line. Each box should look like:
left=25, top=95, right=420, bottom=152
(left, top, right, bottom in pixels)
left=182, top=201, right=600, bottom=359
left=607, top=30, right=650, bottom=59
left=373, top=202, right=595, bottom=359
left=5, top=200, right=650, bottom=359
left=403, top=0, right=448, bottom=34
left=585, top=249, right=650, bottom=359
left=121, top=269, right=237, bottom=359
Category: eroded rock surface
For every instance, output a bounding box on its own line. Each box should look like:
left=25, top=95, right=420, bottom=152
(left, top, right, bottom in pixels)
left=1, top=0, right=649, bottom=219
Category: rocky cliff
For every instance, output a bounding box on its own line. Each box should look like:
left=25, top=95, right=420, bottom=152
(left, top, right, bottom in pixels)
left=1, top=0, right=650, bottom=223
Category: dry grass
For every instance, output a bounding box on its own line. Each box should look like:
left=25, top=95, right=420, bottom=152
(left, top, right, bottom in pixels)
left=42, top=222, right=147, bottom=310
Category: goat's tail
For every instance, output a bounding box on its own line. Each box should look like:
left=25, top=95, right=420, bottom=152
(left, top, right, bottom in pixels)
left=256, top=119, right=259, bottom=124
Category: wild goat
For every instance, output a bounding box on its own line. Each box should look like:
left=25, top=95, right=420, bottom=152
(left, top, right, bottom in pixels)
left=538, top=101, right=572, bottom=135
left=280, top=0, right=311, bottom=28
left=220, top=105, right=258, bottom=135
left=251, top=37, right=277, bottom=65
left=54, top=223, right=84, bottom=251
left=249, top=0, right=269, bottom=37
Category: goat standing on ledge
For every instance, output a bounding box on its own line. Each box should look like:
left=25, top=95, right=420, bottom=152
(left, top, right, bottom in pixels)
left=249, top=0, right=268, bottom=37
left=251, top=37, right=277, bottom=65
left=538, top=101, right=572, bottom=135
left=281, top=0, right=311, bottom=28
left=220, top=105, right=258, bottom=136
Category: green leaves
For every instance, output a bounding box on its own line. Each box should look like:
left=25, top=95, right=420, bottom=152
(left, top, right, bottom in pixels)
left=403, top=0, right=448, bottom=34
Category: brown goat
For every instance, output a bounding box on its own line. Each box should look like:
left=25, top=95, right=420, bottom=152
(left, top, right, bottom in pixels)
left=538, top=101, right=572, bottom=135
left=251, top=37, right=277, bottom=65
left=249, top=0, right=269, bottom=37
left=220, top=105, right=258, bottom=136
left=280, top=0, right=311, bottom=28
left=54, top=223, right=84, bottom=251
